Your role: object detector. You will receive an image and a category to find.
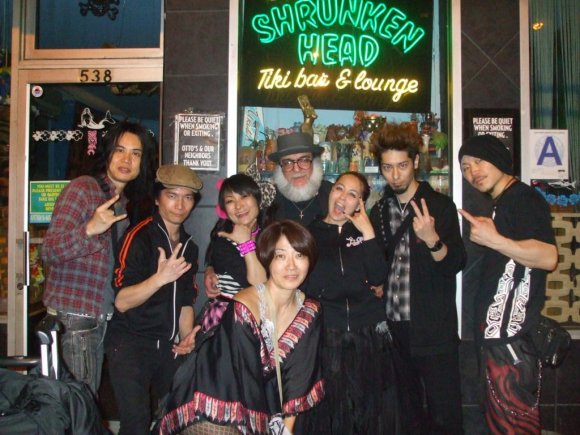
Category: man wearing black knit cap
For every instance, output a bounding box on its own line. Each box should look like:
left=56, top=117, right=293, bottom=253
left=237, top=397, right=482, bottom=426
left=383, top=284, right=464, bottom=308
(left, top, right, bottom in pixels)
left=458, top=134, right=557, bottom=434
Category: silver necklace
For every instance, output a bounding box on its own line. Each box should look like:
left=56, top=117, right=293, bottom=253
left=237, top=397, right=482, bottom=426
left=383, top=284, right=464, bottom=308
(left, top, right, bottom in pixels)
left=290, top=196, right=316, bottom=220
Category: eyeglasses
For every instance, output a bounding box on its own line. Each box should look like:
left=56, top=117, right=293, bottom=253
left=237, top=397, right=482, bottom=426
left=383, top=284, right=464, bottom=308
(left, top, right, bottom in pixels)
left=280, top=157, right=313, bottom=171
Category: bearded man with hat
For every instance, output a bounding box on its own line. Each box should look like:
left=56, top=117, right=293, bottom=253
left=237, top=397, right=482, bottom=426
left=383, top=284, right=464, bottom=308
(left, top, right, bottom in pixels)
left=458, top=134, right=557, bottom=434
left=266, top=132, right=333, bottom=224
left=105, top=164, right=203, bottom=435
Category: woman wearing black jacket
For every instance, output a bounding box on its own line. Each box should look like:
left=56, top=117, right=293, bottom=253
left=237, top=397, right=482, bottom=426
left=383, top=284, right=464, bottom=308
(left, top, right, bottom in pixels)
left=300, top=172, right=422, bottom=434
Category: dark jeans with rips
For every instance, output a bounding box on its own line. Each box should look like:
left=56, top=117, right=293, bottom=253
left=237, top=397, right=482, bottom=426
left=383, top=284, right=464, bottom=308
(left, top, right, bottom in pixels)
left=105, top=330, right=182, bottom=435
left=389, top=320, right=464, bottom=435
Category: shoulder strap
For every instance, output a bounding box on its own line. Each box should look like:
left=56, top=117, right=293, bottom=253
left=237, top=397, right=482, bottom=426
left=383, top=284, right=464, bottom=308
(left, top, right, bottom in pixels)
left=378, top=200, right=413, bottom=261
left=264, top=287, right=284, bottom=409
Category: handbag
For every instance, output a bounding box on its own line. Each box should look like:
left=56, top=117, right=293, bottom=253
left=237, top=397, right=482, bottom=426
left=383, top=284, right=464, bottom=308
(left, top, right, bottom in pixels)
left=529, top=315, right=571, bottom=368
left=512, top=263, right=572, bottom=367
left=508, top=263, right=571, bottom=368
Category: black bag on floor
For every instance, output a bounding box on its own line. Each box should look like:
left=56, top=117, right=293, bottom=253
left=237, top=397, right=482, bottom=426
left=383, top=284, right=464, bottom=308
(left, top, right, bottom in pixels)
left=0, top=317, right=110, bottom=434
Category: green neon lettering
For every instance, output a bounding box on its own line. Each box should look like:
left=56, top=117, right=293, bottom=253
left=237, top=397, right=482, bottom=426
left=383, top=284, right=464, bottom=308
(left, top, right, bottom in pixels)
left=359, top=35, right=379, bottom=66
left=294, top=0, right=318, bottom=31
left=317, top=0, right=339, bottom=27
left=359, top=1, right=387, bottom=33
left=251, top=0, right=427, bottom=63
left=272, top=3, right=295, bottom=37
left=321, top=34, right=340, bottom=65
left=298, top=33, right=320, bottom=65
left=252, top=14, right=276, bottom=43
left=338, top=34, right=357, bottom=66
left=380, top=8, right=406, bottom=39
left=393, top=22, right=426, bottom=53
left=338, top=0, right=363, bottom=27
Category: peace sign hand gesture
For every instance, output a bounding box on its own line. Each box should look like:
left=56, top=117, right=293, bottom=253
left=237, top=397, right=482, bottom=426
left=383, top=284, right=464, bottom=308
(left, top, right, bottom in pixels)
left=410, top=198, right=439, bottom=245
left=85, top=194, right=127, bottom=237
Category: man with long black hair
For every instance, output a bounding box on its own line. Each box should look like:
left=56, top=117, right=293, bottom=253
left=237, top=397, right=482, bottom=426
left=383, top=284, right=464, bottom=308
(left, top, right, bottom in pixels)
left=42, top=121, right=156, bottom=395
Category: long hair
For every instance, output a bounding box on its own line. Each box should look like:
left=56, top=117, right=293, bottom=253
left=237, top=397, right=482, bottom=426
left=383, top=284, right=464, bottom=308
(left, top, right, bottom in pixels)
left=94, top=121, right=157, bottom=224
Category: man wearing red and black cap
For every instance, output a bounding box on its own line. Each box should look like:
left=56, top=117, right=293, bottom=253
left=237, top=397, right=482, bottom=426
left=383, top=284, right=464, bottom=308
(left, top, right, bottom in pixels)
left=459, top=134, right=558, bottom=433
left=105, top=164, right=203, bottom=435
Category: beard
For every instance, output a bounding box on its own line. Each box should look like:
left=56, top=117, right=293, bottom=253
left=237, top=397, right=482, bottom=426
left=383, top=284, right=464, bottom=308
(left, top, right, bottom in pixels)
left=273, top=157, right=324, bottom=202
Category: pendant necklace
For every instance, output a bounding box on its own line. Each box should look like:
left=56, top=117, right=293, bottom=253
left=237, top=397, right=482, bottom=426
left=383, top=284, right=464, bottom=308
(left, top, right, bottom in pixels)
left=290, top=196, right=316, bottom=220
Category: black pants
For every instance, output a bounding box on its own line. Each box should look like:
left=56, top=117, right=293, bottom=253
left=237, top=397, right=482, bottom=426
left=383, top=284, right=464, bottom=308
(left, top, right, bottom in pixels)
left=105, top=330, right=181, bottom=435
left=389, top=321, right=464, bottom=435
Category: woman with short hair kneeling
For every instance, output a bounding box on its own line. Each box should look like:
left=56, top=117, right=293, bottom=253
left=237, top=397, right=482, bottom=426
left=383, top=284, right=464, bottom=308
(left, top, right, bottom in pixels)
left=160, top=220, right=325, bottom=435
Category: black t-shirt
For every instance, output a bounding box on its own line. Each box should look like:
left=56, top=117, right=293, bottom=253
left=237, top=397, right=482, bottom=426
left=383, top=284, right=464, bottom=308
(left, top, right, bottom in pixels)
left=476, top=181, right=556, bottom=345
left=209, top=235, right=249, bottom=298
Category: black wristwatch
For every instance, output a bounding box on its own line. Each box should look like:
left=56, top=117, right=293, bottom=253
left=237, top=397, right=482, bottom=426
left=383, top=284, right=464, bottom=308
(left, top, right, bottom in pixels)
left=428, top=239, right=443, bottom=252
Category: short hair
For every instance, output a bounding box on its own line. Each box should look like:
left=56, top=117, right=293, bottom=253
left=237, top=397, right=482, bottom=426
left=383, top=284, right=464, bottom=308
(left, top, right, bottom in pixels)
left=371, top=122, right=420, bottom=161
left=218, top=174, right=261, bottom=213
left=257, top=220, right=317, bottom=276
left=335, top=171, right=370, bottom=202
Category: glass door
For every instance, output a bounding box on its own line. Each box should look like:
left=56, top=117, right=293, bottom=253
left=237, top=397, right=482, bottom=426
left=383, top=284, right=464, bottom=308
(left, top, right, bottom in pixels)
left=8, top=68, right=161, bottom=355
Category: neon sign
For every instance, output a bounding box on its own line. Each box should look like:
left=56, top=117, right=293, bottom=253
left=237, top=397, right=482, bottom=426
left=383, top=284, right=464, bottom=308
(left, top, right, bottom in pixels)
left=240, top=0, right=433, bottom=112
left=257, top=67, right=418, bottom=103
left=252, top=0, right=425, bottom=67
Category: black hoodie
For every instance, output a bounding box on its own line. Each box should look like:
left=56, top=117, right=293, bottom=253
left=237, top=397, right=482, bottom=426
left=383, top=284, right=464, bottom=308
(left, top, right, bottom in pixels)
left=303, top=219, right=387, bottom=331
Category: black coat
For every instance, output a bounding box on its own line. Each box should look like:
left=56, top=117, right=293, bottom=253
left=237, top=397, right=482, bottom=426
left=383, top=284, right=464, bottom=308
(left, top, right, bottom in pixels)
left=304, top=219, right=388, bottom=331
left=370, top=182, right=466, bottom=355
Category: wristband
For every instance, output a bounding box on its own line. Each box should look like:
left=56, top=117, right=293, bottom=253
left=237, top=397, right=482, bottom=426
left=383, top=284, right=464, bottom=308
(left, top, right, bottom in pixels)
left=237, top=240, right=256, bottom=257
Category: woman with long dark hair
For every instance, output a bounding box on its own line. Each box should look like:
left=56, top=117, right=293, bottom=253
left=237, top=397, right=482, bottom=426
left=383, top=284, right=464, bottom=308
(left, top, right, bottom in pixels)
left=300, top=171, right=423, bottom=434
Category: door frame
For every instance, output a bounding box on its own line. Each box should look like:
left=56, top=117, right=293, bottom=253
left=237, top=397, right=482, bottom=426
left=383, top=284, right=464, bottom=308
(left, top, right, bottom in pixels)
left=7, top=66, right=163, bottom=356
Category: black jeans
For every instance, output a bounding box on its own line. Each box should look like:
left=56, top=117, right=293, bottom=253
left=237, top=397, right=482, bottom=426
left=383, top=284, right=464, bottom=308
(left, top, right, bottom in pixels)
left=389, top=320, right=464, bottom=435
left=105, top=330, right=181, bottom=435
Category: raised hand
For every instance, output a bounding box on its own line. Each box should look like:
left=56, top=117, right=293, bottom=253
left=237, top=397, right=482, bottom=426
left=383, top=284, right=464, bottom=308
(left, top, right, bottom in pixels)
left=345, top=198, right=375, bottom=240
left=85, top=194, right=127, bottom=237
left=458, top=209, right=501, bottom=248
left=217, top=220, right=255, bottom=245
left=156, top=243, right=192, bottom=287
left=410, top=198, right=438, bottom=245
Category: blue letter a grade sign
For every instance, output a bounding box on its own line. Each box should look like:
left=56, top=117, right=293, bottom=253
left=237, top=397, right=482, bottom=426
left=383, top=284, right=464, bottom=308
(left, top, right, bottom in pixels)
left=537, top=136, right=563, bottom=166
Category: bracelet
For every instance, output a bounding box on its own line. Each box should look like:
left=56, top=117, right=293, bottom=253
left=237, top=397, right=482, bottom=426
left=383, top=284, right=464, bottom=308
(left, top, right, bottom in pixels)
left=236, top=240, right=256, bottom=257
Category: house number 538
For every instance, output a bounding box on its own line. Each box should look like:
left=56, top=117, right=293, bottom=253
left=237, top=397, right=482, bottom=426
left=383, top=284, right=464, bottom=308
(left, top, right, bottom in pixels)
left=79, top=69, right=112, bottom=83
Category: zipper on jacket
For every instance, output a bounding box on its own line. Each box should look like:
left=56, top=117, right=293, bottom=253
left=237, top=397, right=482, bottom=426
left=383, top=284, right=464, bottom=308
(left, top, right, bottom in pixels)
left=157, top=223, right=191, bottom=341
left=336, top=225, right=349, bottom=331
left=346, top=298, right=350, bottom=332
